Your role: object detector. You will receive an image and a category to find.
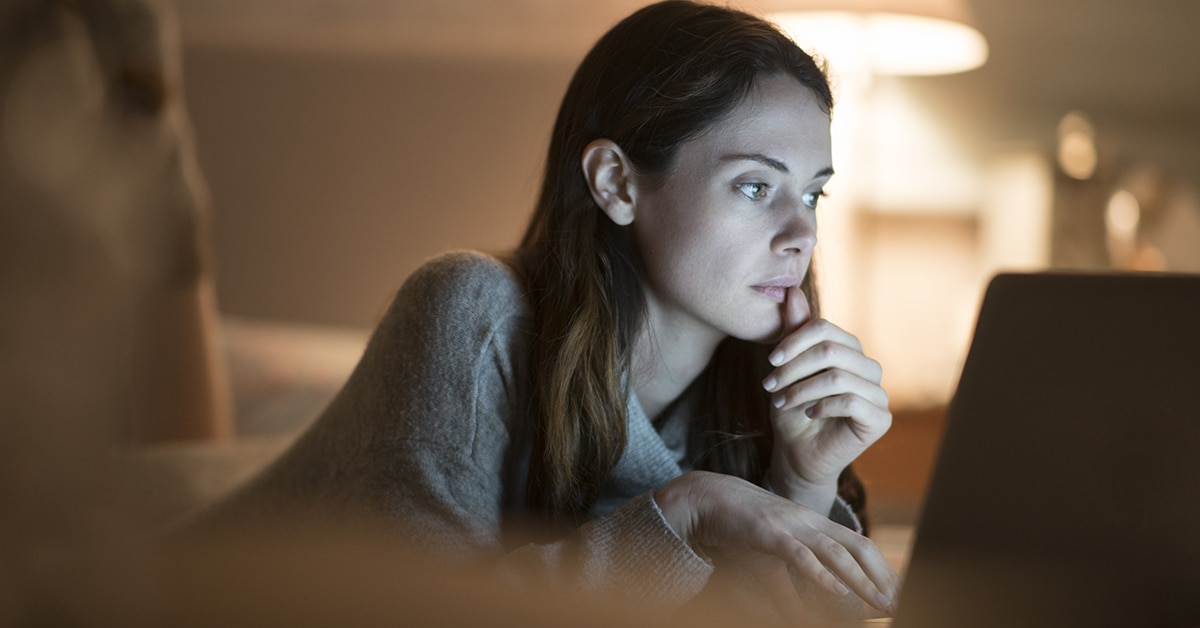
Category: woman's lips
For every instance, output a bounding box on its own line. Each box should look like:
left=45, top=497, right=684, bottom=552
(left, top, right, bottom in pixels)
left=752, top=285, right=789, bottom=303
left=751, top=279, right=799, bottom=303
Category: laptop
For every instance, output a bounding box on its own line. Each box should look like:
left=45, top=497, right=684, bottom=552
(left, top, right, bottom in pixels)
left=889, top=271, right=1200, bottom=628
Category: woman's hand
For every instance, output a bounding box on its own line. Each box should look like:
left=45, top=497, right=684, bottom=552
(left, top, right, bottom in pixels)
left=761, top=287, right=892, bottom=513
left=655, top=471, right=898, bottom=617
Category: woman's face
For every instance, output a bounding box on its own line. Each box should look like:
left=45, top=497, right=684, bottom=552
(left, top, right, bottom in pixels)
left=631, top=73, right=832, bottom=347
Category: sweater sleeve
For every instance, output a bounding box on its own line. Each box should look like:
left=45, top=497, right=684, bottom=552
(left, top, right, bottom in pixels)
left=501, top=492, right=713, bottom=609
left=212, top=251, right=712, bottom=608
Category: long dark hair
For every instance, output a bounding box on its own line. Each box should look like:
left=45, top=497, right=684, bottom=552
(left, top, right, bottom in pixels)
left=514, top=0, right=868, bottom=531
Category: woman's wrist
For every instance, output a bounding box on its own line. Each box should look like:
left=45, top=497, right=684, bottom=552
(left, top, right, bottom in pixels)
left=654, top=473, right=698, bottom=546
left=767, top=465, right=838, bottom=517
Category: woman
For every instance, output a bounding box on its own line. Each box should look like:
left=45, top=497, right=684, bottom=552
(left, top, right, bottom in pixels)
left=202, top=0, right=898, bottom=620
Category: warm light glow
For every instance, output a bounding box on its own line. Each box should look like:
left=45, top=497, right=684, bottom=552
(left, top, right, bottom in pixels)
left=770, top=11, right=988, bottom=76
left=859, top=81, right=981, bottom=213
left=1056, top=111, right=1097, bottom=180
left=1106, top=189, right=1140, bottom=239
left=981, top=150, right=1053, bottom=271
left=774, top=3, right=991, bottom=408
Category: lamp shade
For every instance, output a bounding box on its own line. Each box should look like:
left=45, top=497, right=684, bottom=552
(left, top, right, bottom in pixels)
left=763, top=0, right=988, bottom=75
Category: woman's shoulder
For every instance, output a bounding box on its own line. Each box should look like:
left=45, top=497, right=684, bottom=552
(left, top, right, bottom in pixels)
left=402, top=249, right=522, bottom=295
left=395, top=250, right=527, bottom=322
left=409, top=249, right=517, bottom=280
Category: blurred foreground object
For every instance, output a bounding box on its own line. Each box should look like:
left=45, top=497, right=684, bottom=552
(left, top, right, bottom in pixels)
left=0, top=0, right=232, bottom=443
left=2, top=0, right=232, bottom=622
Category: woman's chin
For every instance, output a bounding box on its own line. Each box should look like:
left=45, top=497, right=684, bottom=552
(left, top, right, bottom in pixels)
left=730, top=322, right=786, bottom=346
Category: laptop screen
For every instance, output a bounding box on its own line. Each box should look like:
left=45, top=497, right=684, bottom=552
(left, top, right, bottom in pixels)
left=894, top=271, right=1200, bottom=628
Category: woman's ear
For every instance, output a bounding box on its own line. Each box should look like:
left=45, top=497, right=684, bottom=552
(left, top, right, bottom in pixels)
left=581, top=139, right=637, bottom=226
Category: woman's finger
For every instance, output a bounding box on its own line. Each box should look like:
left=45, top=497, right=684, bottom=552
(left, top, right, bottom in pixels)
left=838, top=531, right=902, bottom=607
left=764, top=339, right=882, bottom=393
left=784, top=286, right=811, bottom=333
left=771, top=369, right=890, bottom=413
left=806, top=393, right=893, bottom=430
left=660, top=472, right=900, bottom=615
left=812, top=528, right=900, bottom=613
left=777, top=536, right=850, bottom=598
left=753, top=511, right=895, bottom=613
left=778, top=530, right=898, bottom=614
left=770, top=318, right=864, bottom=367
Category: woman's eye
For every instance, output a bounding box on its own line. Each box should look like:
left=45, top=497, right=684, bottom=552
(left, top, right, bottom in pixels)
left=736, top=182, right=770, bottom=200
left=803, top=189, right=825, bottom=209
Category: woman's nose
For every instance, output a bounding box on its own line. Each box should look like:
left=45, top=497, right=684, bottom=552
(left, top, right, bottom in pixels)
left=771, top=204, right=817, bottom=256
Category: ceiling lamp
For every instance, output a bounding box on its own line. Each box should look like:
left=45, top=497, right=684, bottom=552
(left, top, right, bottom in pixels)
left=765, top=0, right=988, bottom=76
left=1056, top=110, right=1098, bottom=180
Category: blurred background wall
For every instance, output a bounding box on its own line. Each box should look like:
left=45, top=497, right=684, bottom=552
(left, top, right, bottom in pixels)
left=182, top=48, right=566, bottom=327
left=175, top=0, right=1200, bottom=523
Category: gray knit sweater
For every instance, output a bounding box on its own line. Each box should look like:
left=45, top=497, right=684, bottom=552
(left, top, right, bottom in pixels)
left=205, top=251, right=859, bottom=608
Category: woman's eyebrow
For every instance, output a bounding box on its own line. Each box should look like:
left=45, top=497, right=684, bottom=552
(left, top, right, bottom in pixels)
left=719, top=153, right=835, bottom=180
left=721, top=153, right=790, bottom=173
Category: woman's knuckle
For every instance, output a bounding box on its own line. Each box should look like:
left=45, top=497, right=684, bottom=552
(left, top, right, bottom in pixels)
left=790, top=542, right=818, bottom=566
left=866, top=356, right=883, bottom=377
left=819, top=534, right=847, bottom=558
left=843, top=533, right=871, bottom=554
